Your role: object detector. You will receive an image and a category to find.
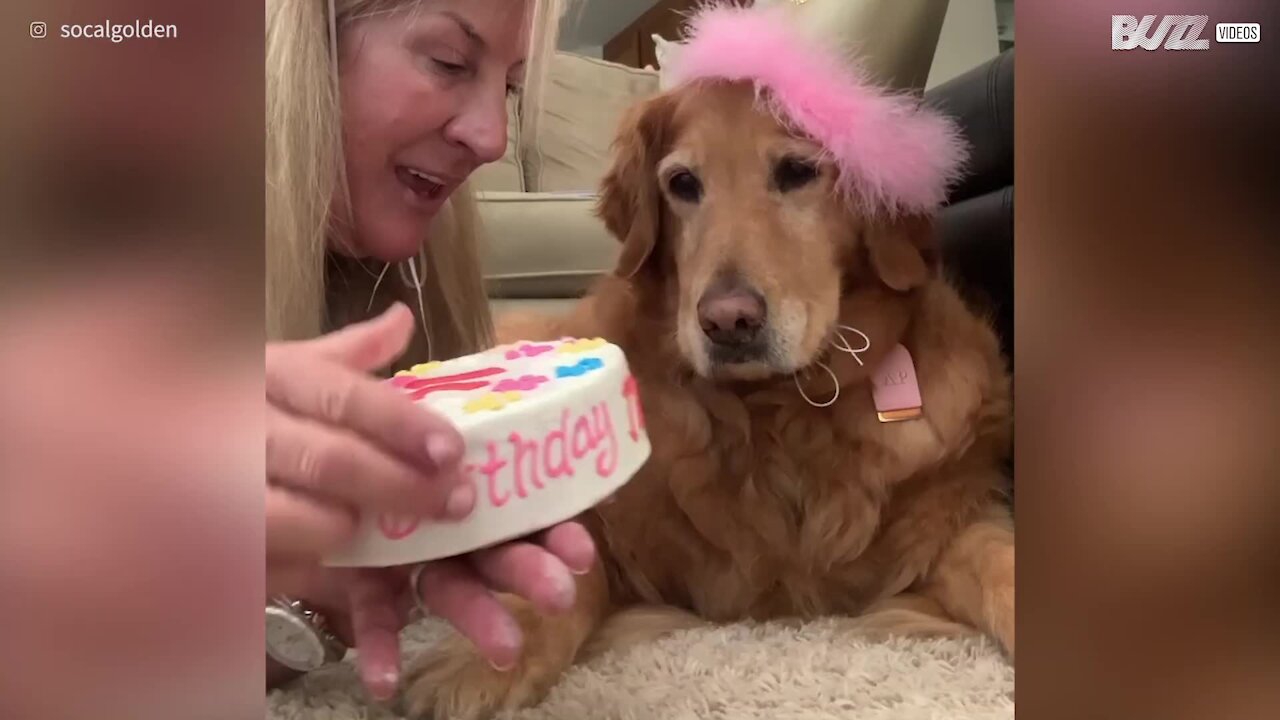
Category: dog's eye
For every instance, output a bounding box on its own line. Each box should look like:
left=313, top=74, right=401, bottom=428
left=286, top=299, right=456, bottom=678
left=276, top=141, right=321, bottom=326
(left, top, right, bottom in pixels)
left=667, top=170, right=703, bottom=203
left=774, top=157, right=819, bottom=193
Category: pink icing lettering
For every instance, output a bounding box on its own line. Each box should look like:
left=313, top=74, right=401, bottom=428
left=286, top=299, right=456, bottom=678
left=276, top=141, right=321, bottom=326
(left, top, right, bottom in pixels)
left=504, top=343, right=554, bottom=360
left=508, top=432, right=543, bottom=497
left=409, top=380, right=489, bottom=400
left=571, top=415, right=592, bottom=460
left=402, top=367, right=505, bottom=390
left=478, top=443, right=510, bottom=507
left=622, top=375, right=645, bottom=442
left=590, top=404, right=619, bottom=478
left=543, top=408, right=575, bottom=479
left=461, top=402, right=626, bottom=512
left=494, top=375, right=549, bottom=393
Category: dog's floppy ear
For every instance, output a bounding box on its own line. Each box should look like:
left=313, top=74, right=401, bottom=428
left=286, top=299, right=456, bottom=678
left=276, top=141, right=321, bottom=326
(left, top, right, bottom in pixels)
left=598, top=93, right=677, bottom=279
left=863, top=214, right=939, bottom=292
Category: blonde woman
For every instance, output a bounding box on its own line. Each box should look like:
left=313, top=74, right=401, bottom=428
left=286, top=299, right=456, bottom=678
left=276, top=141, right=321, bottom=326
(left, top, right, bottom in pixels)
left=265, top=0, right=593, bottom=699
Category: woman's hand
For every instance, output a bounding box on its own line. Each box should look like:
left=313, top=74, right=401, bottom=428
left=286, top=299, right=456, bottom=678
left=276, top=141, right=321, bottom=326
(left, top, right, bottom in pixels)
left=343, top=520, right=595, bottom=698
left=267, top=303, right=476, bottom=586
left=265, top=304, right=596, bottom=699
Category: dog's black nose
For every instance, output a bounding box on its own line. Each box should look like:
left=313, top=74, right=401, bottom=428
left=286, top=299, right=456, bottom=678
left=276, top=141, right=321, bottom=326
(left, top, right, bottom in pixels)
left=698, top=281, right=766, bottom=347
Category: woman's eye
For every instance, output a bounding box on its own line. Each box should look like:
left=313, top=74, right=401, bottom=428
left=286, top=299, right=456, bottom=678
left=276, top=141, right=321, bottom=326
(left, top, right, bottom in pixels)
left=774, top=157, right=819, bottom=193
left=667, top=170, right=703, bottom=203
left=432, top=59, right=468, bottom=76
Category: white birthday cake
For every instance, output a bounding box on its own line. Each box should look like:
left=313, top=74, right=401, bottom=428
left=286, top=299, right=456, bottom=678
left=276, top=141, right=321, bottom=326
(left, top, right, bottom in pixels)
left=324, top=337, right=651, bottom=568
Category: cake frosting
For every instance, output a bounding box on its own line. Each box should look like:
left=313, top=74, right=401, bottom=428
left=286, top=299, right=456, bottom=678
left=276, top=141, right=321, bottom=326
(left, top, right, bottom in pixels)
left=324, top=337, right=651, bottom=568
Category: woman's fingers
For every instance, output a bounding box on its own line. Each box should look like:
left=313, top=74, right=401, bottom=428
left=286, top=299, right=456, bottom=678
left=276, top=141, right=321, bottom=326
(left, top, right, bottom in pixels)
left=300, top=302, right=416, bottom=372
left=266, top=348, right=465, bottom=475
left=265, top=486, right=356, bottom=564
left=468, top=541, right=577, bottom=615
left=414, top=560, right=524, bottom=670
left=347, top=570, right=408, bottom=701
left=537, top=522, right=597, bottom=576
left=266, top=406, right=474, bottom=520
left=464, top=522, right=600, bottom=614
left=264, top=305, right=473, bottom=568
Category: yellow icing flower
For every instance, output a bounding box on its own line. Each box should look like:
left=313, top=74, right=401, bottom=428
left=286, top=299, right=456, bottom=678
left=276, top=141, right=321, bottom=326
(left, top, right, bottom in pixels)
left=395, top=361, right=442, bottom=377
left=556, top=337, right=607, bottom=354
left=463, top=392, right=522, bottom=414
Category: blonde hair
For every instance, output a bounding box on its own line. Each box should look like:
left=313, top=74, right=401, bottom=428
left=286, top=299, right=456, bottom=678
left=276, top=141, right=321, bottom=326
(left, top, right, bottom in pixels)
left=266, top=0, right=566, bottom=365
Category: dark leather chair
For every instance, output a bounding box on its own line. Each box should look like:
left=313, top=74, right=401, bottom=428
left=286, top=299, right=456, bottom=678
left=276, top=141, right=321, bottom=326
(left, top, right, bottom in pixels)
left=926, top=49, right=1015, bottom=371
left=925, top=50, right=1015, bottom=498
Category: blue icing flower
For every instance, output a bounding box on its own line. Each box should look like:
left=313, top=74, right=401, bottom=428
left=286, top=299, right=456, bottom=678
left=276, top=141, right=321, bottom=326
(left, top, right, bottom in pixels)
left=555, top=357, right=605, bottom=378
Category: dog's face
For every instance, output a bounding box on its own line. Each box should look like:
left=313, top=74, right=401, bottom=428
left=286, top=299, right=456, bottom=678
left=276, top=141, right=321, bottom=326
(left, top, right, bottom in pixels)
left=599, top=81, right=935, bottom=381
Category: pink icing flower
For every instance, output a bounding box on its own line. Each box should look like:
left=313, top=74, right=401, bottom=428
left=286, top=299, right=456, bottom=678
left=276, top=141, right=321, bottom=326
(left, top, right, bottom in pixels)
left=504, top=343, right=555, bottom=360
left=493, top=375, right=549, bottom=393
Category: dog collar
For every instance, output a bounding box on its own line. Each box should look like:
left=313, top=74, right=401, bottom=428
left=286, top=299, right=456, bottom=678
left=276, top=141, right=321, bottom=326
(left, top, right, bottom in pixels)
left=871, top=344, right=924, bottom=422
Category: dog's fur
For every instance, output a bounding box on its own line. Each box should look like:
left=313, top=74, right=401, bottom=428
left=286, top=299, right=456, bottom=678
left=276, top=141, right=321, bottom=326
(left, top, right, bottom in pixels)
left=401, top=82, right=1015, bottom=719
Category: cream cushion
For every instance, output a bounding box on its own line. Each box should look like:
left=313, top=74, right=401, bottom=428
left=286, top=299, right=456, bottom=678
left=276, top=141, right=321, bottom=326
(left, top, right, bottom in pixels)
left=477, top=191, right=619, bottom=299
left=523, top=53, right=659, bottom=192
left=489, top=297, right=580, bottom=318
left=468, top=96, right=525, bottom=192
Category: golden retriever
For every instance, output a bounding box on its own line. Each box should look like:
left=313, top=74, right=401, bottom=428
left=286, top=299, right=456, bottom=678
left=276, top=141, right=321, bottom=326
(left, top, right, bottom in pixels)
left=402, top=80, right=1015, bottom=719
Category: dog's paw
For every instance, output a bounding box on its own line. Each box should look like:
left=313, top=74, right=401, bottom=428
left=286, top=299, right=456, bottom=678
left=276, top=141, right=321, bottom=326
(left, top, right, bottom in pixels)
left=992, top=582, right=1014, bottom=661
left=399, top=603, right=573, bottom=720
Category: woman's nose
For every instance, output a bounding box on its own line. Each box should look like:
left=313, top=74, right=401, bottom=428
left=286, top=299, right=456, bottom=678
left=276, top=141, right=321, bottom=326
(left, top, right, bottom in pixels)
left=444, top=89, right=508, bottom=165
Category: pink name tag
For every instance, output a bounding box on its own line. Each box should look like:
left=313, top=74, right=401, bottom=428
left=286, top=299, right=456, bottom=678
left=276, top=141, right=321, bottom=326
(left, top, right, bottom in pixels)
left=870, top=344, right=923, bottom=423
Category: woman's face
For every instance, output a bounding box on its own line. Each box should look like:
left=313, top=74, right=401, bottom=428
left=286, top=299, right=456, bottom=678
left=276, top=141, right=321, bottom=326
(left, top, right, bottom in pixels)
left=337, top=0, right=530, bottom=262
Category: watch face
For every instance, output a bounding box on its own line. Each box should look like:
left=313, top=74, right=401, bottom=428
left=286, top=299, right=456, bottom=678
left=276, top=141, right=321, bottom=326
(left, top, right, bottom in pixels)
left=266, top=606, right=326, bottom=671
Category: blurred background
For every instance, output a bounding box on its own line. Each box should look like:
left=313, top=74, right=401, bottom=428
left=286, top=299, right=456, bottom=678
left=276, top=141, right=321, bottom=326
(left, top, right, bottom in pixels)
left=2, top=1, right=1277, bottom=719
left=476, top=0, right=1018, bottom=319
left=557, top=0, right=1011, bottom=89
left=1, top=2, right=264, bottom=719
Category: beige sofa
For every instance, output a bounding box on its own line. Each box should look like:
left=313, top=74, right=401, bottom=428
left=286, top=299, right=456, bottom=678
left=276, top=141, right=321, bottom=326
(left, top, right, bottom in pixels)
left=475, top=0, right=965, bottom=316
left=474, top=54, right=660, bottom=317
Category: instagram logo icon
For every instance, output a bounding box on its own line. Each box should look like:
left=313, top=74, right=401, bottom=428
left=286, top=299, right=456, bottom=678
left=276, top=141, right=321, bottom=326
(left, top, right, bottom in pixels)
left=30, top=21, right=47, bottom=38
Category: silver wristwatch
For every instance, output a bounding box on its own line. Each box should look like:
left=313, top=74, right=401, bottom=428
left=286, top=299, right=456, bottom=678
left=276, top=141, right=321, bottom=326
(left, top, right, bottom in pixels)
left=265, top=597, right=347, bottom=672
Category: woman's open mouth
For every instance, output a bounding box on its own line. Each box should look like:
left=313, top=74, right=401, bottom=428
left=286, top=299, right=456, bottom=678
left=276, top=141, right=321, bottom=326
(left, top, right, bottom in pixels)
left=395, top=165, right=448, bottom=204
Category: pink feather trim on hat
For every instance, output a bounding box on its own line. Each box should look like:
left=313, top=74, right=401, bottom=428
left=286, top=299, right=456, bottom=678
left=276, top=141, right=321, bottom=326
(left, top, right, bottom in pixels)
left=666, top=3, right=967, bottom=216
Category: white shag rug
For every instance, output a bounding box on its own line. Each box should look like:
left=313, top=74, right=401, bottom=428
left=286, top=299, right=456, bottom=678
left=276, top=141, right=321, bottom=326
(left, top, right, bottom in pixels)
left=268, top=618, right=1014, bottom=720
